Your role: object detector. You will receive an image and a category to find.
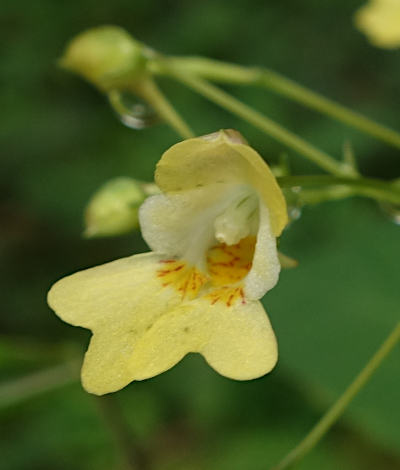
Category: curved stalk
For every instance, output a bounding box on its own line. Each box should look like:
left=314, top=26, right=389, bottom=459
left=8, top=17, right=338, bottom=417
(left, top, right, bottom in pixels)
left=277, top=175, right=400, bottom=205
left=0, top=360, right=79, bottom=408
left=160, top=56, right=400, bottom=149
left=271, top=323, right=400, bottom=470
left=115, top=77, right=195, bottom=140
left=161, top=67, right=354, bottom=177
left=96, top=396, right=150, bottom=470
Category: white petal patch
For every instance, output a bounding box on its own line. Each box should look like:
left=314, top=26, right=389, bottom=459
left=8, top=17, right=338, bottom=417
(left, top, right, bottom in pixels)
left=140, top=185, right=280, bottom=302
left=139, top=184, right=251, bottom=265
left=244, top=202, right=280, bottom=300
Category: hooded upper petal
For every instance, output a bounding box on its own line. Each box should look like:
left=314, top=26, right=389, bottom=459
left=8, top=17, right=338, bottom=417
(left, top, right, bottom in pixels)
left=155, top=130, right=288, bottom=237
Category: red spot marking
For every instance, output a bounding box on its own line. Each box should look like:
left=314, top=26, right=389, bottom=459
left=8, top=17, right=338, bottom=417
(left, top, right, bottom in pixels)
left=240, top=288, right=246, bottom=304
left=211, top=297, right=220, bottom=305
left=180, top=278, right=189, bottom=298
left=160, top=259, right=176, bottom=264
left=173, top=265, right=184, bottom=272
left=226, top=293, right=234, bottom=307
left=157, top=270, right=169, bottom=277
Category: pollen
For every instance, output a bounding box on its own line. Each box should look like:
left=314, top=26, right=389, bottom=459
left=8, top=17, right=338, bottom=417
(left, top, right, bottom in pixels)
left=157, top=259, right=208, bottom=300
left=206, top=236, right=256, bottom=287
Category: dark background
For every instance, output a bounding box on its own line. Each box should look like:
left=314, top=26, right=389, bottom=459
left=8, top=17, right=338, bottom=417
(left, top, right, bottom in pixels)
left=1, top=1, right=399, bottom=469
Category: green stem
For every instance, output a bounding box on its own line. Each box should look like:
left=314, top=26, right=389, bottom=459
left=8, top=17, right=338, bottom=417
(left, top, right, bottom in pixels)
left=151, top=56, right=259, bottom=85
left=271, top=323, right=400, bottom=470
left=96, top=396, right=150, bottom=470
left=163, top=68, right=353, bottom=177
left=161, top=56, right=400, bottom=149
left=112, top=77, right=195, bottom=140
left=277, top=175, right=400, bottom=205
left=0, top=360, right=79, bottom=408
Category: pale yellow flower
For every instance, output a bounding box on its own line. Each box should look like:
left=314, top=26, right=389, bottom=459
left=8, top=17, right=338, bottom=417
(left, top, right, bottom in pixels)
left=48, top=130, right=288, bottom=395
left=355, top=0, right=400, bottom=48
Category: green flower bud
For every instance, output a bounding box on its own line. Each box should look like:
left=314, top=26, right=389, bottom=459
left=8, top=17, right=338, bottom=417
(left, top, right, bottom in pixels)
left=59, top=26, right=147, bottom=91
left=84, top=177, right=151, bottom=238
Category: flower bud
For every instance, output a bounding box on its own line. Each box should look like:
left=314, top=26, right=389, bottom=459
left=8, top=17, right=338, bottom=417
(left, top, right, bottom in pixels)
left=59, top=26, right=147, bottom=91
left=84, top=177, right=150, bottom=238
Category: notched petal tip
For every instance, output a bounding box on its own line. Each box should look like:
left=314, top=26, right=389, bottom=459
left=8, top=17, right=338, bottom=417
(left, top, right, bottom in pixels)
left=80, top=337, right=134, bottom=395
left=198, top=299, right=278, bottom=380
left=80, top=294, right=279, bottom=393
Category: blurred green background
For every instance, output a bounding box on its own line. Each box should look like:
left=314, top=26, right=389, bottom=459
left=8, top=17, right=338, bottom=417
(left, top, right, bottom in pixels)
left=1, top=1, right=399, bottom=469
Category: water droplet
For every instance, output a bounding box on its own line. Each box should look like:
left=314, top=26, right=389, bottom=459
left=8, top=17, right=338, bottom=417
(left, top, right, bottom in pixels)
left=283, top=187, right=303, bottom=223
left=379, top=202, right=400, bottom=225
left=288, top=205, right=302, bottom=221
left=108, top=90, right=158, bottom=129
left=378, top=177, right=400, bottom=225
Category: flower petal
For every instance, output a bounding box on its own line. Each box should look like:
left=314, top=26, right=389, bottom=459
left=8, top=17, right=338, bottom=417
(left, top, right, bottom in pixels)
left=155, top=129, right=288, bottom=236
left=129, top=297, right=277, bottom=382
left=48, top=252, right=277, bottom=393
left=355, top=0, right=400, bottom=49
left=48, top=252, right=183, bottom=394
left=47, top=252, right=180, bottom=329
left=198, top=299, right=278, bottom=380
left=139, top=184, right=243, bottom=259
left=244, top=202, right=280, bottom=300
left=81, top=329, right=145, bottom=394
